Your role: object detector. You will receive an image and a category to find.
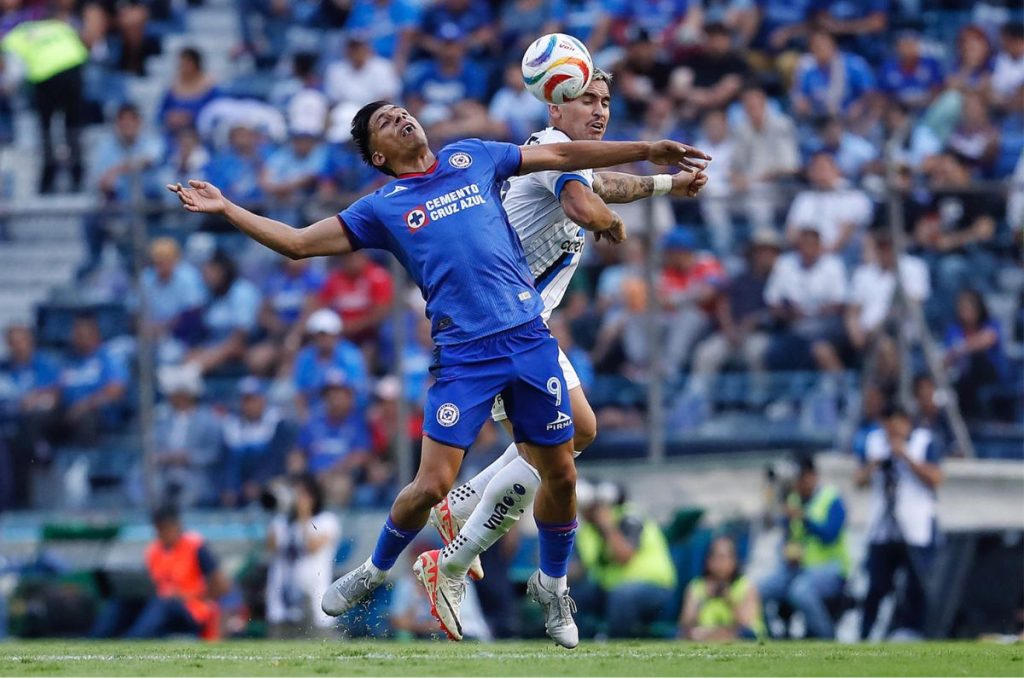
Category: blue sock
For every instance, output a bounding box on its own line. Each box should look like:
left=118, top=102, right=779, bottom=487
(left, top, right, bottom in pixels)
left=536, top=519, right=578, bottom=578
left=370, top=515, right=421, bottom=571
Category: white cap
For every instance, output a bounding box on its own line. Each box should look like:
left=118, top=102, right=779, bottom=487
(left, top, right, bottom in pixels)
left=306, top=308, right=343, bottom=335
left=158, top=363, right=204, bottom=397
left=326, top=102, right=360, bottom=144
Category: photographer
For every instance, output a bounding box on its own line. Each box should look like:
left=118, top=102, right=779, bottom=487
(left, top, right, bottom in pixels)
left=265, top=474, right=341, bottom=637
left=679, top=536, right=763, bottom=641
left=857, top=405, right=943, bottom=640
left=759, top=457, right=849, bottom=639
left=573, top=480, right=677, bottom=639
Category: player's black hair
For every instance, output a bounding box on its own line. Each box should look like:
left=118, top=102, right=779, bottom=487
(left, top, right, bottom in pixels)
left=351, top=100, right=397, bottom=177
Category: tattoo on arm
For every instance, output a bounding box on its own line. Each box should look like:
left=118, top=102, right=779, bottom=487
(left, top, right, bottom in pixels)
left=593, top=172, right=654, bottom=204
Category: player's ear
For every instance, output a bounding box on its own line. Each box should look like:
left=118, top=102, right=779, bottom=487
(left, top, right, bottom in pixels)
left=548, top=104, right=560, bottom=121
left=371, top=150, right=387, bottom=170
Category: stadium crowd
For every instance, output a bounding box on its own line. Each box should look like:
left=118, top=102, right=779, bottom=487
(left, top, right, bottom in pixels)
left=0, top=0, right=1022, bottom=645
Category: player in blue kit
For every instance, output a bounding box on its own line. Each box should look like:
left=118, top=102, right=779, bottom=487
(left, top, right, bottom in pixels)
left=167, top=101, right=709, bottom=647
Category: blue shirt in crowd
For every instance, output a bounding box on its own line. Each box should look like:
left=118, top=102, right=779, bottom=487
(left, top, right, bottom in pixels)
left=202, top=279, right=262, bottom=343
left=140, top=262, right=207, bottom=323
left=420, top=1, right=493, bottom=42
left=794, top=52, right=875, bottom=115
left=878, top=55, right=945, bottom=110
left=293, top=341, right=369, bottom=402
left=261, top=266, right=324, bottom=327
left=551, top=0, right=611, bottom=44
left=298, top=407, right=372, bottom=474
left=263, top=142, right=328, bottom=188
left=344, top=0, right=420, bottom=59
left=406, top=60, right=489, bottom=108
left=205, top=149, right=266, bottom=204
left=608, top=0, right=689, bottom=36
left=0, top=352, right=59, bottom=406
left=59, top=346, right=128, bottom=406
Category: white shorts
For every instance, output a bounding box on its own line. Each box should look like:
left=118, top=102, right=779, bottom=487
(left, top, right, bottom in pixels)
left=491, top=346, right=580, bottom=422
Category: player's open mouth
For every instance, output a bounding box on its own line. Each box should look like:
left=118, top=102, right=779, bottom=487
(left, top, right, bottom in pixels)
left=402, top=123, right=415, bottom=137
left=589, top=122, right=605, bottom=132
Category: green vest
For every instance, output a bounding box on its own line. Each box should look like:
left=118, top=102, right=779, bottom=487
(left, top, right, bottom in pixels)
left=787, top=485, right=849, bottom=575
left=2, top=20, right=88, bottom=83
left=576, top=506, right=677, bottom=591
left=689, top=575, right=765, bottom=638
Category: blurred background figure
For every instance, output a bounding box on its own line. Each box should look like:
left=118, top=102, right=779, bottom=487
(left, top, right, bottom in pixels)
left=679, top=536, right=762, bottom=642
left=265, top=474, right=341, bottom=638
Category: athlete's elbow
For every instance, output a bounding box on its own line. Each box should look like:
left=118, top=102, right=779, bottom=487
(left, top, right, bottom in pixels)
left=562, top=199, right=599, bottom=229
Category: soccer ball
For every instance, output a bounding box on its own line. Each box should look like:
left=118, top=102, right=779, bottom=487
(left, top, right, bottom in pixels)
left=522, top=33, right=594, bottom=105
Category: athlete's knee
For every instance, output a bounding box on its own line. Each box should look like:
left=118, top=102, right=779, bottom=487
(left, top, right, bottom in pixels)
left=537, top=449, right=577, bottom=494
left=407, top=473, right=453, bottom=508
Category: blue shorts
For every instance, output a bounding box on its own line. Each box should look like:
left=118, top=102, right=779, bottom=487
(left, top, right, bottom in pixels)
left=423, top=317, right=574, bottom=450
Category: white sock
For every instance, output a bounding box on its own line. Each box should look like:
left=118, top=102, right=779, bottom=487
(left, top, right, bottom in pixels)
left=448, top=442, right=520, bottom=522
left=539, top=572, right=568, bottom=594
left=439, top=456, right=540, bottom=579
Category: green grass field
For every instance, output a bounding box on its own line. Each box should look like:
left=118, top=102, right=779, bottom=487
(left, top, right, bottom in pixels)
left=2, top=640, right=1022, bottom=676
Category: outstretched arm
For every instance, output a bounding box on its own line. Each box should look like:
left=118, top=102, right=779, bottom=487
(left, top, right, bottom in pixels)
left=593, top=170, right=709, bottom=203
left=167, top=180, right=352, bottom=259
left=519, top=139, right=710, bottom=176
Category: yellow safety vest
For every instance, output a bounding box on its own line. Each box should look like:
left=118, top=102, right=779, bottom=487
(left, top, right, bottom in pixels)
left=787, top=485, right=850, bottom=575
left=576, top=505, right=677, bottom=591
left=2, top=20, right=88, bottom=83
left=689, top=575, right=765, bottom=637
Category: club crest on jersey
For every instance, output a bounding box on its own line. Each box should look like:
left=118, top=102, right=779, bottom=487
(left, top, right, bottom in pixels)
left=436, top=402, right=460, bottom=427
left=449, top=152, right=472, bottom=169
left=405, top=206, right=429, bottom=231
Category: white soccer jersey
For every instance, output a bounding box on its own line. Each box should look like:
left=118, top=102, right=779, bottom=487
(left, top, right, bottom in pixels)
left=502, top=127, right=594, bottom=320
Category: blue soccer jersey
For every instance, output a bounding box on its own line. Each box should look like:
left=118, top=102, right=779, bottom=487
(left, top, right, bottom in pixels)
left=337, top=138, right=543, bottom=345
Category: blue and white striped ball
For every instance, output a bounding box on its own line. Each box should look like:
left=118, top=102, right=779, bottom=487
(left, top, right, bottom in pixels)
left=521, top=33, right=594, bottom=105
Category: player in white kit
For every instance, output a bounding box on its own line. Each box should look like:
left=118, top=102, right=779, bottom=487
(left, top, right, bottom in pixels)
left=428, top=68, right=709, bottom=642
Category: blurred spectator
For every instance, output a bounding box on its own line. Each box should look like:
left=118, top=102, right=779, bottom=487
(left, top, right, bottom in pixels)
left=417, top=0, right=495, bottom=60
left=53, top=314, right=127, bottom=444
left=292, top=370, right=372, bottom=506
left=944, top=289, right=1009, bottom=421
left=158, top=47, right=219, bottom=138
left=837, top=231, right=930, bottom=382
left=614, top=27, right=676, bottom=122
left=270, top=52, right=321, bottom=112
left=91, top=506, right=228, bottom=639
left=292, top=308, right=368, bottom=420
left=808, top=116, right=878, bottom=181
left=178, top=250, right=261, bottom=374
left=151, top=364, right=221, bottom=509
left=694, top=107, right=738, bottom=254
left=947, top=25, right=993, bottom=94
left=318, top=109, right=380, bottom=205
left=873, top=102, right=941, bottom=174
left=367, top=375, right=421, bottom=472
left=247, top=258, right=324, bottom=378
left=785, top=152, right=874, bottom=258
left=488, top=61, right=549, bottom=143
left=760, top=457, right=848, bottom=639
left=912, top=373, right=954, bottom=458
left=159, top=126, right=211, bottom=196
left=265, top=474, right=341, bottom=636
left=343, top=0, right=420, bottom=71
left=877, top=31, right=944, bottom=112
left=764, top=226, right=848, bottom=373
left=1, top=14, right=88, bottom=193
left=573, top=479, right=677, bottom=639
left=674, top=22, right=749, bottom=121
left=731, top=85, right=801, bottom=232
left=658, top=228, right=725, bottom=375
left=592, top=275, right=649, bottom=383
left=325, top=33, right=401, bottom=108
left=813, top=0, right=887, bottom=60
left=220, top=377, right=293, bottom=508
left=404, top=25, right=491, bottom=136
left=555, top=0, right=611, bottom=51
left=259, top=128, right=327, bottom=223
left=991, top=23, right=1024, bottom=110
left=0, top=325, right=59, bottom=508
left=498, top=0, right=561, bottom=57
left=204, top=123, right=267, bottom=207
left=319, top=253, right=394, bottom=347
left=608, top=0, right=697, bottom=48
left=689, top=229, right=779, bottom=395
left=750, top=0, right=814, bottom=53
left=857, top=406, right=943, bottom=640
left=0, top=0, right=45, bottom=39
left=913, top=153, right=1000, bottom=295
left=945, top=91, right=1000, bottom=175
left=791, top=30, right=875, bottom=124
left=140, top=238, right=206, bottom=333
left=679, top=536, right=763, bottom=641
left=107, top=2, right=161, bottom=76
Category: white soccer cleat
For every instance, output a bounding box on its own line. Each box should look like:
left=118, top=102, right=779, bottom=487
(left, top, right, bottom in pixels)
left=413, top=549, right=467, bottom=641
left=527, top=570, right=580, bottom=649
left=429, top=496, right=485, bottom=581
left=321, top=559, right=387, bottom=617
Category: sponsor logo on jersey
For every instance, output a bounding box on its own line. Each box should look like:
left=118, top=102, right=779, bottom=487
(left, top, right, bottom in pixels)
left=436, top=402, right=460, bottom=427
left=545, top=411, right=572, bottom=431
left=424, top=183, right=485, bottom=222
left=449, top=152, right=473, bottom=169
left=405, top=206, right=429, bottom=231
left=385, top=185, right=409, bottom=197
